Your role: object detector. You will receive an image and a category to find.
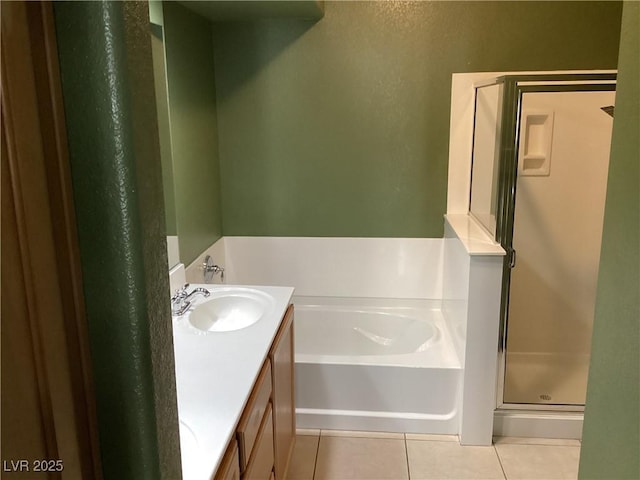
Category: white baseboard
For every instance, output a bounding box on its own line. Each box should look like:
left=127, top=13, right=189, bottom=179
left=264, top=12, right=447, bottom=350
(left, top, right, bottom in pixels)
left=297, top=408, right=459, bottom=435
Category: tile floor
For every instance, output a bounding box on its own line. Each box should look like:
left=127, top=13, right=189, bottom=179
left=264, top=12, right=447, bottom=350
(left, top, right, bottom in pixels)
left=289, top=429, right=581, bottom=480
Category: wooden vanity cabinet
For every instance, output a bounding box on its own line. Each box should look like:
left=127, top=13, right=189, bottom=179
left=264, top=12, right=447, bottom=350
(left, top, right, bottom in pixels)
left=270, top=305, right=296, bottom=480
left=216, top=304, right=295, bottom=480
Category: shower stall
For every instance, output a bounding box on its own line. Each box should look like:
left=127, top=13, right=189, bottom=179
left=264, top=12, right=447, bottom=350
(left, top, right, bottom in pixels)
left=468, top=74, right=616, bottom=415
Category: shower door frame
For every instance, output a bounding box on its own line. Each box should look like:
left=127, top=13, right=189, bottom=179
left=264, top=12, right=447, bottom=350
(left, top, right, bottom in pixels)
left=485, top=73, right=617, bottom=412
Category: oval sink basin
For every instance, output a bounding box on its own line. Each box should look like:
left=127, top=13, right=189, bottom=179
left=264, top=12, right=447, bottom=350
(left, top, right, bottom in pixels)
left=188, top=288, right=275, bottom=333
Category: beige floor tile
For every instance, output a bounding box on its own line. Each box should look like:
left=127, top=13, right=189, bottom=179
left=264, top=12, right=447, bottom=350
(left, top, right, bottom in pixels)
left=297, top=428, right=321, bottom=436
left=405, top=433, right=459, bottom=442
left=495, top=444, right=580, bottom=480
left=315, top=436, right=409, bottom=480
left=288, top=435, right=320, bottom=480
left=321, top=429, right=404, bottom=439
left=407, top=440, right=505, bottom=480
left=493, top=436, right=581, bottom=447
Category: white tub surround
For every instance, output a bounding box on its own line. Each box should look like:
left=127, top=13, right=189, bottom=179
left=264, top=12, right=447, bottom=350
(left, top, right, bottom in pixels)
left=171, top=284, right=294, bottom=480
left=294, top=297, right=461, bottom=434
left=443, top=214, right=505, bottom=446
left=183, top=236, right=442, bottom=298
left=222, top=237, right=443, bottom=299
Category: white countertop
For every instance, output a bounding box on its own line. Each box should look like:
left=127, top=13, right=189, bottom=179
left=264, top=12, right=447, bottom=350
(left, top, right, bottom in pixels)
left=171, top=284, right=295, bottom=480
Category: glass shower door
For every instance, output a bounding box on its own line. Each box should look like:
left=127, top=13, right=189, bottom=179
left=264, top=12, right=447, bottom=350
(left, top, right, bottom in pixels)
left=502, top=89, right=616, bottom=405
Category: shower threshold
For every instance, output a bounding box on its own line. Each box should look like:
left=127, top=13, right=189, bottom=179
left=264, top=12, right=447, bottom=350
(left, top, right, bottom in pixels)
left=493, top=409, right=584, bottom=440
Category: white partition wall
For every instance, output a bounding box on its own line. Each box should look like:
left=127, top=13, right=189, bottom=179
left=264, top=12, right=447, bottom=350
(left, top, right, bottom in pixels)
left=442, top=224, right=470, bottom=366
left=444, top=215, right=505, bottom=445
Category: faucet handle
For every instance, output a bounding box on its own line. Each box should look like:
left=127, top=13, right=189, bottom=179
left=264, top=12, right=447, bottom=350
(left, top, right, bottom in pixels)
left=203, top=255, right=224, bottom=283
left=171, top=284, right=191, bottom=316
left=172, top=283, right=188, bottom=297
left=171, top=284, right=211, bottom=316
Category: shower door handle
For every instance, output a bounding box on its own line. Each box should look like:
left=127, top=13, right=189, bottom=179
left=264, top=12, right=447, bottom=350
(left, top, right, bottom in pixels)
left=509, top=248, right=517, bottom=269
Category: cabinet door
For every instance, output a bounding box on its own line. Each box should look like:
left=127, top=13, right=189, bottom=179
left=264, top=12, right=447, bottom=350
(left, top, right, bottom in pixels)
left=243, top=403, right=274, bottom=480
left=215, top=441, right=240, bottom=480
left=270, top=305, right=296, bottom=480
left=237, top=359, right=272, bottom=472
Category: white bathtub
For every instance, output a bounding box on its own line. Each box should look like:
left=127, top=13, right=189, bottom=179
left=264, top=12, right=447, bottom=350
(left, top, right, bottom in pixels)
left=293, top=296, right=462, bottom=434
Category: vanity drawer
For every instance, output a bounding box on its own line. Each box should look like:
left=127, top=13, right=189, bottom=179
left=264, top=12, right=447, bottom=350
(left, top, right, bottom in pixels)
left=243, top=402, right=274, bottom=480
left=237, top=359, right=272, bottom=471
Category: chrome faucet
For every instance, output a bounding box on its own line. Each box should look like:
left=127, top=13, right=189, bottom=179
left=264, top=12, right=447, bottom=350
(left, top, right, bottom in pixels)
left=203, top=255, right=225, bottom=282
left=171, top=284, right=210, bottom=316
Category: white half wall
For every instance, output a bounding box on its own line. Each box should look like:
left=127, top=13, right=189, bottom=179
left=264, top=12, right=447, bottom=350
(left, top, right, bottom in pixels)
left=460, top=254, right=504, bottom=445
left=223, top=237, right=443, bottom=299
left=443, top=222, right=471, bottom=366
left=444, top=215, right=505, bottom=446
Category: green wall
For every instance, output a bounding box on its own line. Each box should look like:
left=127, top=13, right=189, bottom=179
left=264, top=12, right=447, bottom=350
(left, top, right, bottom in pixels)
left=579, top=2, right=639, bottom=478
left=151, top=30, right=178, bottom=236
left=163, top=2, right=223, bottom=265
left=212, top=1, right=622, bottom=237
left=54, top=2, right=180, bottom=478
left=186, top=0, right=325, bottom=21
left=149, top=1, right=178, bottom=237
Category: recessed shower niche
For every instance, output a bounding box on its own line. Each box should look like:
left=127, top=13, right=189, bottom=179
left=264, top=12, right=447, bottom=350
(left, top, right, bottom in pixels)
left=519, top=110, right=554, bottom=176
